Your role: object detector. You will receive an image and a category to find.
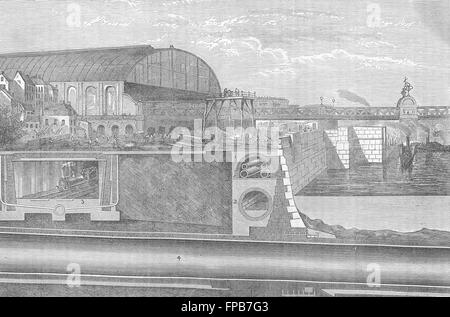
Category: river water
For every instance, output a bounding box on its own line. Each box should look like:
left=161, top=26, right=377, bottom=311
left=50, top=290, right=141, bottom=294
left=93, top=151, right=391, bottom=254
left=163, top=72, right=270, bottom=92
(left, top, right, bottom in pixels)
left=299, top=151, right=450, bottom=196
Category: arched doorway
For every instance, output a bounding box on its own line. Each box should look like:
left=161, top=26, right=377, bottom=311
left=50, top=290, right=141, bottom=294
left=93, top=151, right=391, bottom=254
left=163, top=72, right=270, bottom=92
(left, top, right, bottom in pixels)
left=106, top=86, right=117, bottom=115
left=125, top=124, right=134, bottom=136
left=111, top=125, right=119, bottom=137
left=97, top=125, right=105, bottom=136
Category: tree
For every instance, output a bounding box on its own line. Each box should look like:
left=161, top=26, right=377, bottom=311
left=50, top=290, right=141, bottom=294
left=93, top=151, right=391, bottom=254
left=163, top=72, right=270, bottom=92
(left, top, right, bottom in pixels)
left=0, top=110, right=25, bottom=148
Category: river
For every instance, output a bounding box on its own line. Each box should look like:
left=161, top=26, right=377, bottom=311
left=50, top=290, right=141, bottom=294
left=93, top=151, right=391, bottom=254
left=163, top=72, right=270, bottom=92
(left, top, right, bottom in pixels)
left=299, top=151, right=450, bottom=196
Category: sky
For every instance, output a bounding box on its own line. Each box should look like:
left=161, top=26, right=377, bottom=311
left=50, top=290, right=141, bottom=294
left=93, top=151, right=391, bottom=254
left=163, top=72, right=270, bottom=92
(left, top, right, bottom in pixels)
left=0, top=0, right=450, bottom=107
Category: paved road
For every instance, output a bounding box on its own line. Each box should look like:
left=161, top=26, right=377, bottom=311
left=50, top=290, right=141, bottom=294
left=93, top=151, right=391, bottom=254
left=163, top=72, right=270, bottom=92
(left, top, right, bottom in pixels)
left=0, top=233, right=449, bottom=288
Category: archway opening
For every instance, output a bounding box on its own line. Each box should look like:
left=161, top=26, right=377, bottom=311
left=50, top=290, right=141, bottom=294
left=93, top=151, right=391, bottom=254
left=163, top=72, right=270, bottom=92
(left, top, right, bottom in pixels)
left=125, top=124, right=134, bottom=136
left=111, top=125, right=119, bottom=137
left=85, top=86, right=97, bottom=115
left=106, top=86, right=117, bottom=115
left=97, top=125, right=105, bottom=136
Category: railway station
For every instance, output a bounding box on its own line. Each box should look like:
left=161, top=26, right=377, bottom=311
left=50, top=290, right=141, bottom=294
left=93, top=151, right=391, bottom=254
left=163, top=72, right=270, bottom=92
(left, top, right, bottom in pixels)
left=0, top=45, right=221, bottom=140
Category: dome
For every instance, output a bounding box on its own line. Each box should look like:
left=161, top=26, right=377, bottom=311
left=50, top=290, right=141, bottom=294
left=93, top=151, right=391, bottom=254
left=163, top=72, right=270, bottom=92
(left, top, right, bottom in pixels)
left=397, top=95, right=417, bottom=107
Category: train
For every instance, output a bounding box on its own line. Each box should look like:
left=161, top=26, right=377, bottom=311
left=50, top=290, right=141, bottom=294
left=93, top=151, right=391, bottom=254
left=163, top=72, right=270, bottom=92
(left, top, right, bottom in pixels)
left=57, top=161, right=98, bottom=191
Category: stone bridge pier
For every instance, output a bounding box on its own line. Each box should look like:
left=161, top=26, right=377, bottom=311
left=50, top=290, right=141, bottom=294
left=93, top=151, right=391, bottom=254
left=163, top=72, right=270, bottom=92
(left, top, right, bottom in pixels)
left=324, top=125, right=402, bottom=170
left=277, top=125, right=403, bottom=196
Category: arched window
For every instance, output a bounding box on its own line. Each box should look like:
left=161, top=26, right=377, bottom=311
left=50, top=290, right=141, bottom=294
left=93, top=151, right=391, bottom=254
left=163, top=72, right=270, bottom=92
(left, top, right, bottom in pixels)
left=85, top=86, right=97, bottom=115
left=61, top=119, right=66, bottom=126
left=97, top=125, right=105, bottom=135
left=111, top=125, right=119, bottom=137
left=67, top=87, right=78, bottom=113
left=105, top=86, right=117, bottom=115
left=125, top=124, right=134, bottom=136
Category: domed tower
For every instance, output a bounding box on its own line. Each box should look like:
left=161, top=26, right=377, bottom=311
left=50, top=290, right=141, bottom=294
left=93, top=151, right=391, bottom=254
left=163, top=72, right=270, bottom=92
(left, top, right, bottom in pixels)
left=397, top=77, right=418, bottom=120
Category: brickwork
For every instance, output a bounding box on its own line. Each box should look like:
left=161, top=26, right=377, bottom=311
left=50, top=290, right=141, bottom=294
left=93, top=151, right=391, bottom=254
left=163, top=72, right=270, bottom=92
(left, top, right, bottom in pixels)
left=325, top=127, right=349, bottom=168
left=353, top=127, right=384, bottom=163
left=281, top=130, right=327, bottom=194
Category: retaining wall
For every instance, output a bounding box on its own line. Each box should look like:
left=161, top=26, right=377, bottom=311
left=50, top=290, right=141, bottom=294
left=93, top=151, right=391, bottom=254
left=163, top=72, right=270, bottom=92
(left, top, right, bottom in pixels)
left=280, top=130, right=327, bottom=195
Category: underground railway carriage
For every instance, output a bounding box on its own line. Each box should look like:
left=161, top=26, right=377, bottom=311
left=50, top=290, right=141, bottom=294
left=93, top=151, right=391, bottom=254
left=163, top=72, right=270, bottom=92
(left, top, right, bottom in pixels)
left=0, top=153, right=120, bottom=221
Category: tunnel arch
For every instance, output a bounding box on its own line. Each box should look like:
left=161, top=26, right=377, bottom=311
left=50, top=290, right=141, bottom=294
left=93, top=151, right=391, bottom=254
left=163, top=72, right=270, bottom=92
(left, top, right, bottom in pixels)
left=238, top=188, right=273, bottom=221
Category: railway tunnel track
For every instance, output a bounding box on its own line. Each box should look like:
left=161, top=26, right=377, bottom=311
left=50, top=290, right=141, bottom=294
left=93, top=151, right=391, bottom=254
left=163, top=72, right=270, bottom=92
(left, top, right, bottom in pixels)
left=21, top=180, right=99, bottom=200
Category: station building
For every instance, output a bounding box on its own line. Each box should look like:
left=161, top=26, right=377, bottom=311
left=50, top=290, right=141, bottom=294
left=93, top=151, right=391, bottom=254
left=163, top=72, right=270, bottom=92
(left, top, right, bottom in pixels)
left=0, top=45, right=221, bottom=137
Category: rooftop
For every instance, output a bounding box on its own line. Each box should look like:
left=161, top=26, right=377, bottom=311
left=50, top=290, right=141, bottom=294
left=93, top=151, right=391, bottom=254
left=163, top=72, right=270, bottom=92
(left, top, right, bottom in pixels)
left=43, top=102, right=76, bottom=116
left=0, top=45, right=155, bottom=83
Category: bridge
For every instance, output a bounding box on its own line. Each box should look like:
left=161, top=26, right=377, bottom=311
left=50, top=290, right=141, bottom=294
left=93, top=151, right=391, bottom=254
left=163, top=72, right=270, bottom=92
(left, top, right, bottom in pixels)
left=254, top=105, right=450, bottom=121
left=253, top=78, right=449, bottom=121
left=204, top=83, right=450, bottom=145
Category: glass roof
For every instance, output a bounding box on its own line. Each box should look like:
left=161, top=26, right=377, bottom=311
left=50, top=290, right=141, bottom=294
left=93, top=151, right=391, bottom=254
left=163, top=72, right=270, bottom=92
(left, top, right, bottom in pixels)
left=0, top=45, right=155, bottom=82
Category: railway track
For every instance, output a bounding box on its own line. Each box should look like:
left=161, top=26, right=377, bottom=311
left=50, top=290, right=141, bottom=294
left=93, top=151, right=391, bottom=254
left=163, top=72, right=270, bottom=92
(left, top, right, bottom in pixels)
left=21, top=180, right=98, bottom=200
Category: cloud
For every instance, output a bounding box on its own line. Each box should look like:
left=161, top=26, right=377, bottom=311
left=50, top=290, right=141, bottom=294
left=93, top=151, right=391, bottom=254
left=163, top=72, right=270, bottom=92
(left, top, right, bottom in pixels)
left=414, top=0, right=450, bottom=44
left=240, top=37, right=289, bottom=64
left=359, top=40, right=397, bottom=49
left=162, top=0, right=216, bottom=6
left=167, top=14, right=187, bottom=21
left=292, top=49, right=418, bottom=69
left=84, top=15, right=132, bottom=27
left=337, top=89, right=371, bottom=107
left=105, top=0, right=142, bottom=8
left=257, top=66, right=297, bottom=79
left=196, top=36, right=289, bottom=65
left=291, top=9, right=344, bottom=21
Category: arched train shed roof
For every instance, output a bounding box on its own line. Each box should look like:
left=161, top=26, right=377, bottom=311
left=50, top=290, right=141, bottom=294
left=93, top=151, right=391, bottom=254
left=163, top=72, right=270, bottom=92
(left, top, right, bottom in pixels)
left=0, top=45, right=221, bottom=93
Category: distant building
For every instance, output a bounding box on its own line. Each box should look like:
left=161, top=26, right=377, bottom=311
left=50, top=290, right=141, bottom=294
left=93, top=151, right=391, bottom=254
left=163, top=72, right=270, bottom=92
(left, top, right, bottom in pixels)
left=254, top=96, right=290, bottom=108
left=23, top=115, right=41, bottom=137
left=40, top=102, right=77, bottom=137
left=0, top=87, right=14, bottom=110
left=0, top=71, right=11, bottom=90
left=0, top=85, right=26, bottom=118
left=12, top=71, right=36, bottom=106
left=31, top=76, right=58, bottom=115
left=0, top=67, right=78, bottom=141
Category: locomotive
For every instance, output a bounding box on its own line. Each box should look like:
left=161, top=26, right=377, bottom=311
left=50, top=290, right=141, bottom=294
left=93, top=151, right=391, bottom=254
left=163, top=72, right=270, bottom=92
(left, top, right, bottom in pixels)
left=57, top=161, right=98, bottom=192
